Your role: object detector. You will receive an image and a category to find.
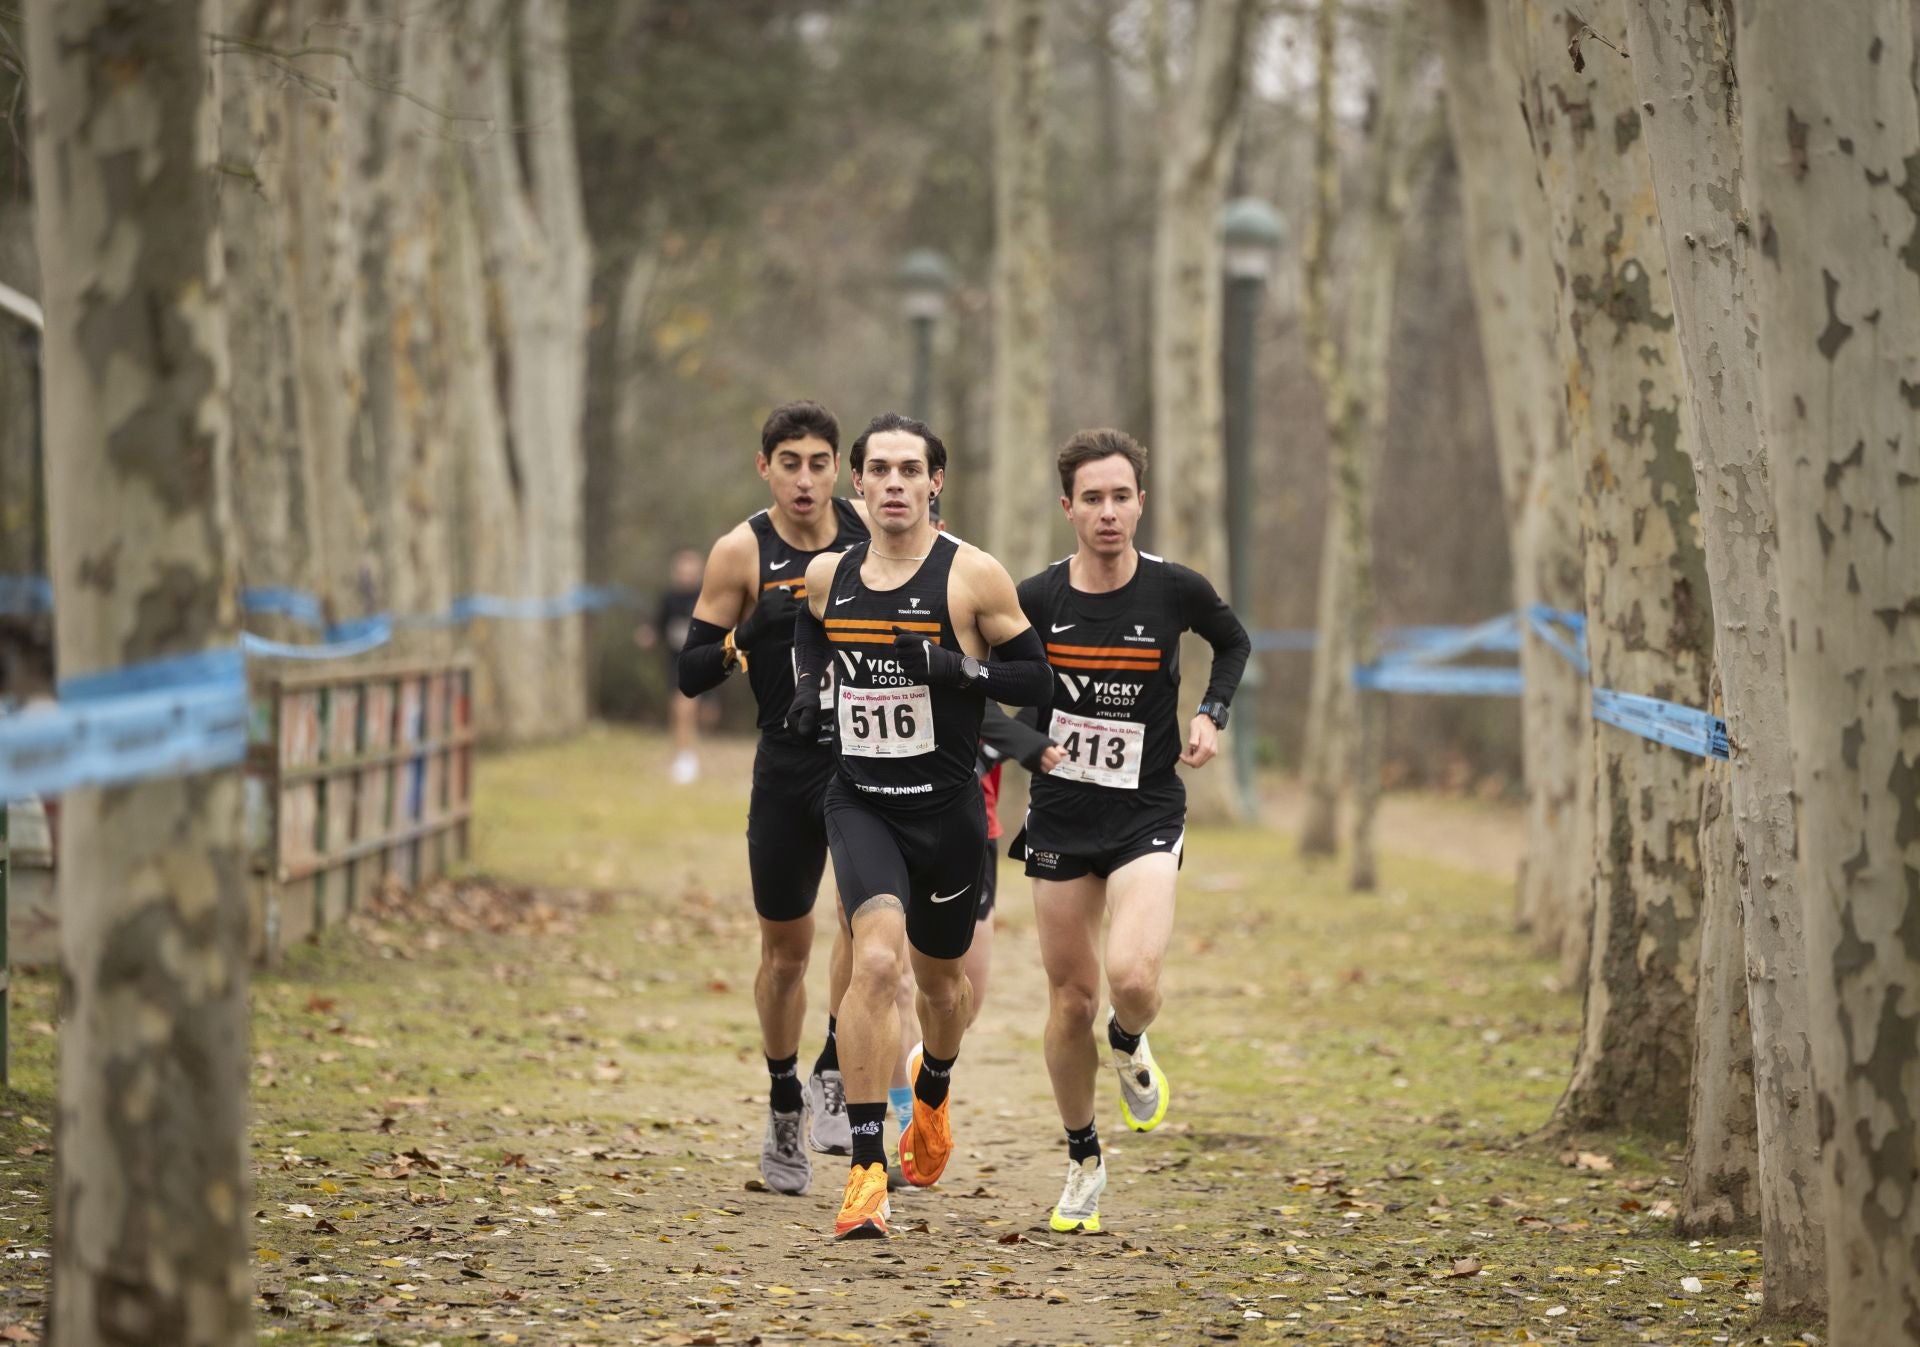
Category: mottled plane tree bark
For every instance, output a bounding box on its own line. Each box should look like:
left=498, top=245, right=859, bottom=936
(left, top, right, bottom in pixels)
left=26, top=1, right=255, bottom=1342
left=1149, top=0, right=1265, bottom=823
left=1436, top=0, right=1592, bottom=977
left=1625, top=0, right=1825, bottom=1313
left=986, top=0, right=1055, bottom=582
left=1737, top=2, right=1920, bottom=1336
left=1511, top=0, right=1713, bottom=1139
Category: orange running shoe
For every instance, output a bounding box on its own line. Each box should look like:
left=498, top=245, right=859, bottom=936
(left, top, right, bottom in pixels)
left=898, top=1042, right=953, bottom=1188
left=833, top=1162, right=891, bottom=1240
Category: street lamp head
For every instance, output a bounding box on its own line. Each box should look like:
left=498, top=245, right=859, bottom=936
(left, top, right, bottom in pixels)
left=895, top=248, right=955, bottom=321
left=1220, top=197, right=1287, bottom=282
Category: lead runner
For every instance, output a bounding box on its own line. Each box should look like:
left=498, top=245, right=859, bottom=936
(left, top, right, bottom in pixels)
left=1011, top=428, right=1251, bottom=1234
left=785, top=411, right=1054, bottom=1239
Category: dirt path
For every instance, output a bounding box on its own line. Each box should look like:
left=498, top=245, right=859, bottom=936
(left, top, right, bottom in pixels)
left=0, top=728, right=1797, bottom=1345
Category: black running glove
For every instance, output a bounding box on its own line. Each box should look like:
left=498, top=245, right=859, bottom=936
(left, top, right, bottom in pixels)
left=733, top=586, right=799, bottom=651
left=787, top=671, right=822, bottom=741
left=893, top=626, right=972, bottom=688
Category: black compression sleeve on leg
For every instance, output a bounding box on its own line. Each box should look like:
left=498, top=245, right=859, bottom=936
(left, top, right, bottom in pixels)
left=677, top=617, right=731, bottom=697
left=975, top=626, right=1052, bottom=707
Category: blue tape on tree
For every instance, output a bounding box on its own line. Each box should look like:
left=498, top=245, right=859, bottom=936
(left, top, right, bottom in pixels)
left=1592, top=687, right=1729, bottom=760
left=241, top=586, right=328, bottom=629
left=0, top=576, right=53, bottom=617
left=241, top=615, right=393, bottom=661
left=4, top=646, right=249, bottom=797
left=1525, top=604, right=1590, bottom=674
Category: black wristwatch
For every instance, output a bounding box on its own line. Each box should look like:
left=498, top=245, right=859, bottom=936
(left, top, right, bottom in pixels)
left=1196, top=700, right=1229, bottom=730
left=960, top=654, right=986, bottom=685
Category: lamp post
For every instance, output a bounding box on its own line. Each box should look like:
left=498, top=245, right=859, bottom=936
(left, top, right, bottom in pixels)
left=1219, top=198, right=1286, bottom=817
left=894, top=249, right=954, bottom=423
left=0, top=282, right=45, bottom=592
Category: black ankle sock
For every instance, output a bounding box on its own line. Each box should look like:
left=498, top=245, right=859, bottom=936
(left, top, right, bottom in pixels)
left=812, top=1018, right=839, bottom=1075
left=767, top=1053, right=802, bottom=1114
left=1066, top=1120, right=1101, bottom=1164
left=914, top=1048, right=957, bottom=1109
left=848, top=1102, right=888, bottom=1169
left=1107, top=1016, right=1143, bottom=1056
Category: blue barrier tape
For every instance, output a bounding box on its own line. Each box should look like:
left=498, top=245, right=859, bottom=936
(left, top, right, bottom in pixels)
left=1592, top=687, right=1729, bottom=760
left=1525, top=604, right=1590, bottom=675
left=1353, top=664, right=1524, bottom=697
left=5, top=646, right=248, bottom=797
left=241, top=616, right=393, bottom=662
left=0, top=576, right=53, bottom=617
left=240, top=585, right=328, bottom=629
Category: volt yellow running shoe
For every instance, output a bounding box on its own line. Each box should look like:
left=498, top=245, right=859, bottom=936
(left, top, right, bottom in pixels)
left=833, top=1162, right=891, bottom=1240
left=1111, top=1018, right=1170, bottom=1132
left=898, top=1042, right=954, bottom=1187
left=1049, top=1155, right=1107, bottom=1233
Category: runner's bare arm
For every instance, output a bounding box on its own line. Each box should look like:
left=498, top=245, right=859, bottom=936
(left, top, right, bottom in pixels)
left=950, top=548, right=1052, bottom=707
left=677, top=527, right=759, bottom=696
left=801, top=551, right=842, bottom=620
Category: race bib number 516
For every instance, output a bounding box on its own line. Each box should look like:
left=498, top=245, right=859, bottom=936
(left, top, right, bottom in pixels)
left=839, top=684, right=935, bottom=758
left=1047, top=708, right=1145, bottom=789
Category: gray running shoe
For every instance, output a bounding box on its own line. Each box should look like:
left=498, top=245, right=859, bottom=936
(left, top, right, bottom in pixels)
left=1050, top=1155, right=1107, bottom=1233
left=807, top=1067, right=851, bottom=1154
left=761, top=1106, right=812, bottom=1195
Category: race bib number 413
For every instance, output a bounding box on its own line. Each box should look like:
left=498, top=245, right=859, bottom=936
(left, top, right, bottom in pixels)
left=839, top=684, right=935, bottom=758
left=1047, top=708, right=1145, bottom=789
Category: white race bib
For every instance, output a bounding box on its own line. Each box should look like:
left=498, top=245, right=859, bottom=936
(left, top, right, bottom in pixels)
left=839, top=684, right=935, bottom=758
left=1047, top=708, right=1145, bottom=789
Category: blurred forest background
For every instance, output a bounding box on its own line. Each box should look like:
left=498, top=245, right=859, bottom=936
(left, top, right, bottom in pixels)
left=0, top=1, right=1513, bottom=785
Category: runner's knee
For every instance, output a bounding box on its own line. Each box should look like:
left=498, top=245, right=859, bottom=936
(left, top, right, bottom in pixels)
left=1107, top=963, right=1162, bottom=1019
left=1048, top=978, right=1100, bottom=1031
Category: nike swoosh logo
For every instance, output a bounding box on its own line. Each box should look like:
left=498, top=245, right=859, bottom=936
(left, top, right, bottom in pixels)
left=1152, top=839, right=1168, bottom=846
left=835, top=594, right=858, bottom=606
left=1050, top=622, right=1075, bottom=633
left=768, top=558, right=792, bottom=570
left=930, top=885, right=971, bottom=904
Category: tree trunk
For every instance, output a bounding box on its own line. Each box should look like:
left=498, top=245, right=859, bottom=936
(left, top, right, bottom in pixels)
left=221, top=1, right=320, bottom=641
left=1297, top=0, right=1350, bottom=860
left=1150, top=0, right=1265, bottom=824
left=1436, top=0, right=1592, bottom=974
left=1737, top=3, right=1920, bottom=1336
left=27, top=2, right=255, bottom=1342
left=460, top=0, right=593, bottom=742
left=1623, top=0, right=1825, bottom=1314
left=1513, top=0, right=1714, bottom=1140
left=1324, top=0, right=1420, bottom=894
left=1677, top=726, right=1760, bottom=1237
left=986, top=0, right=1056, bottom=583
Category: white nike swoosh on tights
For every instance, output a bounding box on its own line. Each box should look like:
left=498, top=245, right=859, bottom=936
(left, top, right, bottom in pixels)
left=1050, top=622, right=1075, bottom=633
left=930, top=885, right=971, bottom=904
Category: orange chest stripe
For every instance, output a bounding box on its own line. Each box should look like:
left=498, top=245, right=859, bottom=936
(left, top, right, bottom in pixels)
left=1045, top=641, right=1163, bottom=659
left=1048, top=656, right=1160, bottom=671
left=827, top=618, right=941, bottom=632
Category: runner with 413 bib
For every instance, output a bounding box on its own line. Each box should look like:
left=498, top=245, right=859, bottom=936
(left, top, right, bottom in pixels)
left=785, top=412, right=1053, bottom=1241
left=1012, top=429, right=1250, bottom=1235
left=676, top=400, right=869, bottom=1198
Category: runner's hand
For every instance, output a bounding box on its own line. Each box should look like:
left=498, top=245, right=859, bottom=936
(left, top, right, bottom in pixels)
left=1035, top=744, right=1066, bottom=774
left=734, top=586, right=799, bottom=651
left=786, top=671, right=821, bottom=740
left=892, top=627, right=970, bottom=687
left=1179, top=714, right=1218, bottom=768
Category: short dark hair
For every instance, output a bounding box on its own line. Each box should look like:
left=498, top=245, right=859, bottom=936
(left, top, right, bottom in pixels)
left=760, top=400, right=840, bottom=459
left=1057, top=428, right=1147, bottom=495
left=850, top=411, right=947, bottom=476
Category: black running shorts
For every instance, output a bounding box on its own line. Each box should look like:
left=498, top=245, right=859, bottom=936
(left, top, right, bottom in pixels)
left=1017, top=777, right=1187, bottom=882
left=823, top=777, right=988, bottom=960
left=745, top=734, right=838, bottom=922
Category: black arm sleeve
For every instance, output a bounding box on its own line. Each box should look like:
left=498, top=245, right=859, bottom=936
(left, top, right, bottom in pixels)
left=975, top=625, right=1052, bottom=707
left=1174, top=564, right=1252, bottom=706
left=979, top=699, right=1056, bottom=770
left=792, top=600, right=828, bottom=682
left=676, top=617, right=731, bottom=697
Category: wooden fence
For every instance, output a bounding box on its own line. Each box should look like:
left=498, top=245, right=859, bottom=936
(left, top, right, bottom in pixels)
left=248, top=659, right=473, bottom=959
